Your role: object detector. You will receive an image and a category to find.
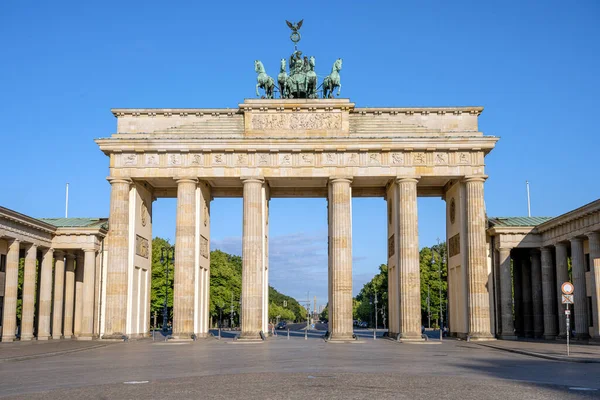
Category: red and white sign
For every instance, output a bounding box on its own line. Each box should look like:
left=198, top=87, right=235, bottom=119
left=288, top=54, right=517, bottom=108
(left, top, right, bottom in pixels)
left=562, top=294, right=574, bottom=304
left=561, top=282, right=574, bottom=295
left=565, top=309, right=571, bottom=315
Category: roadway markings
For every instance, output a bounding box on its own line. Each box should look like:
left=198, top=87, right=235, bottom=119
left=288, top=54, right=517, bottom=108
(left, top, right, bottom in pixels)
left=569, top=387, right=597, bottom=391
left=123, top=381, right=149, bottom=384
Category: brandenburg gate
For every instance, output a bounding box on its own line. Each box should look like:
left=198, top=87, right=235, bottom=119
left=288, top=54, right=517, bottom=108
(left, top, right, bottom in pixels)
left=96, top=98, right=498, bottom=341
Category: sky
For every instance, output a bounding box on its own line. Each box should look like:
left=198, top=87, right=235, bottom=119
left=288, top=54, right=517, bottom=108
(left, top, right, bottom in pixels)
left=1, top=0, right=599, bottom=307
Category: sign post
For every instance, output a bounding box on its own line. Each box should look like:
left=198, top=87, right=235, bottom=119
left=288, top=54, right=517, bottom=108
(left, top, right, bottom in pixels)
left=561, top=282, right=574, bottom=357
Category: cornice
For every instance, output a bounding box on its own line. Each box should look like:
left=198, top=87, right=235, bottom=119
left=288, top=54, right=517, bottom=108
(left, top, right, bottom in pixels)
left=0, top=207, right=57, bottom=234
left=112, top=109, right=240, bottom=118
left=536, top=199, right=600, bottom=233
left=352, top=106, right=484, bottom=116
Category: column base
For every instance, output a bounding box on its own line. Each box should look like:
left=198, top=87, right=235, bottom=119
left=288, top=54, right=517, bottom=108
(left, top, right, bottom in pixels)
left=101, top=333, right=127, bottom=341
left=1, top=336, right=15, bottom=343
left=467, top=333, right=496, bottom=341
left=328, top=333, right=355, bottom=342
left=51, top=335, right=63, bottom=340
left=171, top=332, right=195, bottom=340
left=20, top=335, right=33, bottom=341
left=398, top=333, right=425, bottom=342
left=543, top=334, right=557, bottom=340
left=76, top=336, right=94, bottom=341
left=497, top=335, right=517, bottom=340
left=37, top=336, right=50, bottom=341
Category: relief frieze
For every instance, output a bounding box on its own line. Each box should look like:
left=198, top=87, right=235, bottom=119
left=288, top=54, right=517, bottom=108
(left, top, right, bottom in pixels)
left=136, top=235, right=149, bottom=259
left=251, top=112, right=342, bottom=130
left=200, top=235, right=209, bottom=259
left=449, top=233, right=460, bottom=257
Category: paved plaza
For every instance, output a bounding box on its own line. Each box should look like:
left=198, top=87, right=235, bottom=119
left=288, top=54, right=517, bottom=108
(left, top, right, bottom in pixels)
left=1, top=333, right=599, bottom=399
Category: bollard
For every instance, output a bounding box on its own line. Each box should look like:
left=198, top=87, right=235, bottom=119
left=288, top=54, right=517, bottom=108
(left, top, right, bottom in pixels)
left=305, top=328, right=308, bottom=340
left=287, top=328, right=290, bottom=340
left=218, top=327, right=221, bottom=340
left=373, top=328, right=376, bottom=340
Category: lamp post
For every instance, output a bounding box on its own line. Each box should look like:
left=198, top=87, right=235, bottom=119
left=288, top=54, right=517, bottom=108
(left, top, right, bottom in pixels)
left=374, top=292, right=378, bottom=340
left=160, top=246, right=174, bottom=335
left=431, top=238, right=445, bottom=341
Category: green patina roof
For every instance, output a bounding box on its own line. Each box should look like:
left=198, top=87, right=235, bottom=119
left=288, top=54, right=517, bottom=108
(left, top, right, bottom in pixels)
left=38, top=217, right=108, bottom=229
left=488, top=216, right=553, bottom=228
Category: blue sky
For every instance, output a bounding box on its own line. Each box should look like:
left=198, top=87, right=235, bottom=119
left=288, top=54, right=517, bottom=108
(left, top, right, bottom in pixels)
left=1, top=0, right=599, bottom=307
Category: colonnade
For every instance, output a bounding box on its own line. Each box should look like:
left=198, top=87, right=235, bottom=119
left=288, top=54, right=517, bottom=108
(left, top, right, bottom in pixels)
left=1, top=242, right=101, bottom=342
left=496, top=232, right=600, bottom=340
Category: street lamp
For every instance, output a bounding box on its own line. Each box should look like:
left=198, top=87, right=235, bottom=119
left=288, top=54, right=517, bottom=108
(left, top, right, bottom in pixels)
left=374, top=292, right=378, bottom=340
left=431, top=238, right=445, bottom=341
left=160, top=246, right=174, bottom=335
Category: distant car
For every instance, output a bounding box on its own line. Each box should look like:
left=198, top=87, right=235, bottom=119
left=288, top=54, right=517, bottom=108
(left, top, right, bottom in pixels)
left=360, top=321, right=368, bottom=328
left=276, top=321, right=287, bottom=330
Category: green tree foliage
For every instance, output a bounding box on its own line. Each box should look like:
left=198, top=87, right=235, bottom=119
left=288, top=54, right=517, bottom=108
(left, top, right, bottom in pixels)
left=354, top=264, right=388, bottom=327
left=150, top=238, right=175, bottom=320
left=419, top=242, right=447, bottom=328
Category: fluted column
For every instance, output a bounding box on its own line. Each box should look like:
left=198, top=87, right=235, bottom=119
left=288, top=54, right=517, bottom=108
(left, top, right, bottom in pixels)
left=37, top=248, right=54, bottom=340
left=513, top=252, right=523, bottom=336
left=571, top=237, right=589, bottom=339
left=74, top=252, right=84, bottom=337
left=21, top=244, right=38, bottom=341
left=396, top=177, right=422, bottom=340
left=328, top=178, right=354, bottom=340
left=103, top=178, right=131, bottom=339
left=555, top=242, right=569, bottom=337
left=80, top=249, right=96, bottom=339
left=465, top=176, right=493, bottom=339
left=521, top=255, right=533, bottom=337
left=63, top=254, right=76, bottom=339
left=588, top=232, right=600, bottom=339
left=498, top=247, right=515, bottom=339
left=52, top=251, right=65, bottom=339
left=240, top=178, right=265, bottom=340
left=530, top=250, right=543, bottom=338
left=173, top=178, right=198, bottom=339
left=541, top=247, right=557, bottom=339
left=1, top=240, right=20, bottom=342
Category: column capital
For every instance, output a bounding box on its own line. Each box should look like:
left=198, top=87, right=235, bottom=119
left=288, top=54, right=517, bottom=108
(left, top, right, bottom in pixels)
left=329, top=177, right=353, bottom=184
left=83, top=248, right=97, bottom=254
left=54, top=250, right=65, bottom=258
left=8, top=238, right=20, bottom=247
left=106, top=177, right=132, bottom=185
left=540, top=246, right=553, bottom=254
left=497, top=246, right=512, bottom=253
left=24, top=243, right=38, bottom=251
left=175, top=177, right=199, bottom=184
left=43, top=247, right=54, bottom=255
left=463, top=175, right=488, bottom=183
left=395, top=176, right=419, bottom=184
left=570, top=237, right=584, bottom=245
left=65, top=253, right=77, bottom=259
left=586, top=231, right=600, bottom=240
left=241, top=177, right=264, bottom=184
left=529, top=248, right=541, bottom=256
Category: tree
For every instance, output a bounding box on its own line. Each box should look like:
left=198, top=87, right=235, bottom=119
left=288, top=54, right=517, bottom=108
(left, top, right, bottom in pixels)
left=150, top=238, right=175, bottom=325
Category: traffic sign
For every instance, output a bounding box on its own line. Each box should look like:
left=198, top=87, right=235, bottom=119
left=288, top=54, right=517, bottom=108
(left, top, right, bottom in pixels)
left=565, top=309, right=571, bottom=315
left=562, top=294, right=574, bottom=304
left=561, top=282, right=574, bottom=295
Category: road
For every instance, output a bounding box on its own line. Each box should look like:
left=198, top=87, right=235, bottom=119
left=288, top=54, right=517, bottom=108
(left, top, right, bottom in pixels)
left=1, top=334, right=599, bottom=399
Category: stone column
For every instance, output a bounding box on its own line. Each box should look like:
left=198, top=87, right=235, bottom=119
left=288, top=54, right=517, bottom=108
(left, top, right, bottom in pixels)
left=63, top=254, right=76, bottom=339
left=21, top=244, right=38, bottom=341
left=37, top=248, right=54, bottom=340
left=498, top=247, right=515, bottom=339
left=588, top=232, right=600, bottom=339
left=555, top=242, right=569, bottom=337
left=571, top=237, right=589, bottom=339
left=240, top=178, right=265, bottom=340
left=1, top=240, right=20, bottom=342
left=172, top=178, right=197, bottom=339
left=52, top=251, right=65, bottom=339
left=530, top=250, right=544, bottom=338
left=521, top=255, right=533, bottom=337
left=74, top=253, right=84, bottom=337
left=396, top=177, right=422, bottom=340
left=513, top=252, right=523, bottom=336
left=328, top=178, right=354, bottom=341
left=465, top=176, right=493, bottom=339
left=103, top=178, right=131, bottom=339
left=80, top=249, right=96, bottom=339
left=541, top=247, right=557, bottom=339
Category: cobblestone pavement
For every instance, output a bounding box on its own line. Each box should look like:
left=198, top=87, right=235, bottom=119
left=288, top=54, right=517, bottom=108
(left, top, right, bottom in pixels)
left=0, top=336, right=599, bottom=399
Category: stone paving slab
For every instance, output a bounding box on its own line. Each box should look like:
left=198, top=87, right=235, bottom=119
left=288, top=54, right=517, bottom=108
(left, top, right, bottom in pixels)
left=0, top=340, right=112, bottom=362
left=475, top=339, right=600, bottom=363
